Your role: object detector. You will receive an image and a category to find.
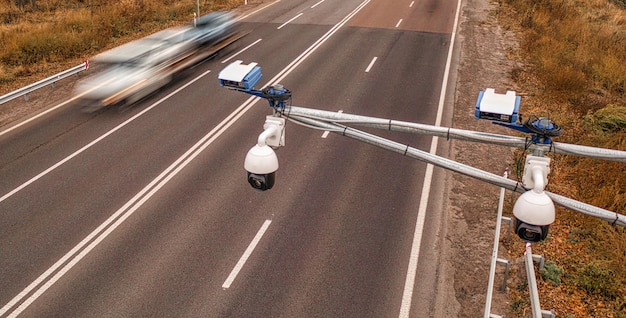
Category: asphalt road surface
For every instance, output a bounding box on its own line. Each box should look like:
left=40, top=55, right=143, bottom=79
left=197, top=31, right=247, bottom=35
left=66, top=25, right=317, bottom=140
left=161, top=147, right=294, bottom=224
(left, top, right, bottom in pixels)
left=0, top=0, right=460, bottom=316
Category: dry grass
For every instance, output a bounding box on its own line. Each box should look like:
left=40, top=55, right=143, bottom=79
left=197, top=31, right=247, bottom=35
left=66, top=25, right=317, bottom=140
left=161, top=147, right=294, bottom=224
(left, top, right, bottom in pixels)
left=498, top=0, right=626, bottom=316
left=0, top=0, right=238, bottom=94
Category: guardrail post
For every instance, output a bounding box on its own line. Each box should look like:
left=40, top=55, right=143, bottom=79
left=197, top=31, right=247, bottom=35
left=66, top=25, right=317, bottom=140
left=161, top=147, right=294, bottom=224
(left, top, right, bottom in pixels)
left=501, top=216, right=512, bottom=243
left=525, top=243, right=542, bottom=318
left=484, top=169, right=510, bottom=318
left=532, top=253, right=545, bottom=270
left=496, top=258, right=510, bottom=292
left=525, top=243, right=556, bottom=318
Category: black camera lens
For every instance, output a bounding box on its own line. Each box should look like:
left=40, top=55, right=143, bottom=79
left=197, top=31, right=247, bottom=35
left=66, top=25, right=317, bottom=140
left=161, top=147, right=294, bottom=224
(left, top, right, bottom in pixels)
left=247, top=172, right=275, bottom=191
left=519, top=227, right=541, bottom=242
left=514, top=218, right=550, bottom=243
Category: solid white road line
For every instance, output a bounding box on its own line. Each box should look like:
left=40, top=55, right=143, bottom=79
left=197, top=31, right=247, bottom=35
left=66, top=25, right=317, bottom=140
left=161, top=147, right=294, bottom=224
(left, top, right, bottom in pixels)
left=0, top=96, right=75, bottom=137
left=0, top=76, right=117, bottom=138
left=0, top=0, right=279, bottom=139
left=398, top=0, right=463, bottom=315
left=1, top=0, right=369, bottom=203
left=1, top=1, right=372, bottom=315
left=222, top=38, right=263, bottom=64
left=277, top=13, right=303, bottom=30
left=365, top=57, right=378, bottom=73
left=1, top=81, right=262, bottom=318
left=1, top=0, right=371, bottom=205
left=0, top=70, right=211, bottom=205
left=222, top=220, right=272, bottom=289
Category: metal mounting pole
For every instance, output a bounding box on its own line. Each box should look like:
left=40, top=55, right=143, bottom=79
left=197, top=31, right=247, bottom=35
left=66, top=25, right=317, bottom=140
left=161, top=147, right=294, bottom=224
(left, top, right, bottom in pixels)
left=484, top=169, right=508, bottom=318
left=280, top=112, right=626, bottom=226
left=525, top=243, right=543, bottom=318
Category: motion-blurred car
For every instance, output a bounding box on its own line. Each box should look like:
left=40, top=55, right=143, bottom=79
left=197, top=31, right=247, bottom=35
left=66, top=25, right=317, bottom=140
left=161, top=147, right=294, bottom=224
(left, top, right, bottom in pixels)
left=74, top=12, right=241, bottom=110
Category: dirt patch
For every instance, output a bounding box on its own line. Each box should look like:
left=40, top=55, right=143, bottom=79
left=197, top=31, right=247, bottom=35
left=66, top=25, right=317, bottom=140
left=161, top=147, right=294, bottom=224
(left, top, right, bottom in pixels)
left=443, top=0, right=528, bottom=316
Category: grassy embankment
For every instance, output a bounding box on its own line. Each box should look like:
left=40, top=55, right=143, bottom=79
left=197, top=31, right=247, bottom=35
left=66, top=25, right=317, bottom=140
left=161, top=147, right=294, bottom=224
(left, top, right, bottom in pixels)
left=0, top=0, right=238, bottom=95
left=497, top=0, right=626, bottom=316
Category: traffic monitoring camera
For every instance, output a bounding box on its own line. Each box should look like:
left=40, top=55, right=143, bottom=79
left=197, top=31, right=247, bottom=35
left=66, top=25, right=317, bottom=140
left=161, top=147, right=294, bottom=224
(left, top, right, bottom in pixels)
left=475, top=88, right=520, bottom=123
left=244, top=116, right=285, bottom=191
left=218, top=60, right=263, bottom=91
left=217, top=63, right=618, bottom=245
left=512, top=155, right=555, bottom=242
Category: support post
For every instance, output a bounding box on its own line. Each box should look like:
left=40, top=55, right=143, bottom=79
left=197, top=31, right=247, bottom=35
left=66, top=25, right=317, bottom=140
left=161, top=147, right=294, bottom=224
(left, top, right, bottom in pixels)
left=484, top=169, right=508, bottom=318
left=525, top=243, right=543, bottom=318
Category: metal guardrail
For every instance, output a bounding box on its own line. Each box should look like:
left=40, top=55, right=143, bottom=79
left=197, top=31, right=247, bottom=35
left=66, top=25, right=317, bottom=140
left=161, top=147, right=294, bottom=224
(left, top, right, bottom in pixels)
left=0, top=61, right=89, bottom=105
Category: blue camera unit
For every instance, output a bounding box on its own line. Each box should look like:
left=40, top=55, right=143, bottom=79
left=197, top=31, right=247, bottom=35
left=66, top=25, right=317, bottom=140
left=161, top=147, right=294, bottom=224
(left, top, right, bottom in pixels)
left=218, top=60, right=263, bottom=91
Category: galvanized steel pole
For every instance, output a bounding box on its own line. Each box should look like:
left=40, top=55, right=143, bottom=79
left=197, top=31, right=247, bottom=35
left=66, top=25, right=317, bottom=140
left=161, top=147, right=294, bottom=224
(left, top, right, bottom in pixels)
left=484, top=170, right=508, bottom=318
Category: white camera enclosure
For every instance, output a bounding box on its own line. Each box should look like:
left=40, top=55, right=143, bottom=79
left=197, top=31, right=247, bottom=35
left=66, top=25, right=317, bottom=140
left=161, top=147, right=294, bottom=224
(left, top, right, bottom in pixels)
left=513, top=190, right=556, bottom=226
left=218, top=60, right=262, bottom=91
left=474, top=88, right=520, bottom=123
left=244, top=144, right=278, bottom=174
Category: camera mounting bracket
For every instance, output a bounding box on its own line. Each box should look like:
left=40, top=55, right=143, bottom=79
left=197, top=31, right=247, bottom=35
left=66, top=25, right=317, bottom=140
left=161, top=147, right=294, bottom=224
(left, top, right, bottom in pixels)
left=522, top=155, right=551, bottom=192
left=262, top=116, right=286, bottom=148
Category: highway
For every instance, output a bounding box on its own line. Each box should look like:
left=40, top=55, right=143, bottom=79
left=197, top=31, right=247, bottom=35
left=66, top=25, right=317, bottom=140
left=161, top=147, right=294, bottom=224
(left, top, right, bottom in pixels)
left=0, top=0, right=460, bottom=316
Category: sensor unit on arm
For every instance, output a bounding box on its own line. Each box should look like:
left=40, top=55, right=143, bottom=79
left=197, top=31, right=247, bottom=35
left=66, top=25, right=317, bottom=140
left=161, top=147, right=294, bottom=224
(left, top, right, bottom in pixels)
left=218, top=60, right=263, bottom=91
left=475, top=88, right=520, bottom=123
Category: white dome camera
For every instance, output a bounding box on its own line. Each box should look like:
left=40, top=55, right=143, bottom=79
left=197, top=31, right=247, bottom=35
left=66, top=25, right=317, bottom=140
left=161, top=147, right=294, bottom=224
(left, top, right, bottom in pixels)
left=512, top=155, right=555, bottom=243
left=244, top=145, right=278, bottom=191
left=243, top=116, right=285, bottom=191
left=512, top=190, right=555, bottom=242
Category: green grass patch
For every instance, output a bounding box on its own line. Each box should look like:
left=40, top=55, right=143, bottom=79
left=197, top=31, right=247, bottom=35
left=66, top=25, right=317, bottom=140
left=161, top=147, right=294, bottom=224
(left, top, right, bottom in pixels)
left=575, top=262, right=620, bottom=298
left=584, top=104, right=626, bottom=133
left=541, top=261, right=565, bottom=287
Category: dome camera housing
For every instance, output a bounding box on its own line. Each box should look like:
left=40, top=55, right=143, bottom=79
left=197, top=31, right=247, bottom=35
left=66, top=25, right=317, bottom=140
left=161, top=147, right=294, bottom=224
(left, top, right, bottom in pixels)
left=244, top=144, right=278, bottom=191
left=512, top=190, right=555, bottom=243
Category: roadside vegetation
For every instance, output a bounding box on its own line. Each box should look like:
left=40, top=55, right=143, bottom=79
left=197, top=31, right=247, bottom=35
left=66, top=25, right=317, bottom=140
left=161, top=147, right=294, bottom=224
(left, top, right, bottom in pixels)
left=0, top=0, right=239, bottom=94
left=496, top=0, right=626, bottom=316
